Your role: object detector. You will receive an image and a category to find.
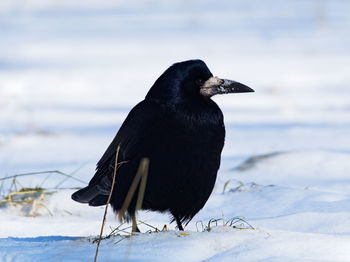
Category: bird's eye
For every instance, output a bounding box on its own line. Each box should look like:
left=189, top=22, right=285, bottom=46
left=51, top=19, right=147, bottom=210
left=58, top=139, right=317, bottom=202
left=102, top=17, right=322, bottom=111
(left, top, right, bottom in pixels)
left=196, top=79, right=204, bottom=86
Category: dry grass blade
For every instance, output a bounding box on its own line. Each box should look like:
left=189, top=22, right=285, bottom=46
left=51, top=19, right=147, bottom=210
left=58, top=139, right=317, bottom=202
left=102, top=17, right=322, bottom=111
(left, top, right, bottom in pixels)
left=1, top=168, right=88, bottom=205
left=135, top=159, right=149, bottom=211
left=222, top=180, right=231, bottom=194
left=91, top=223, right=132, bottom=243
left=54, top=164, right=87, bottom=188
left=0, top=170, right=87, bottom=185
left=118, top=158, right=149, bottom=221
left=195, top=221, right=204, bottom=232
left=93, top=145, right=121, bottom=262
left=197, top=217, right=255, bottom=232
left=225, top=217, right=255, bottom=229
left=138, top=220, right=160, bottom=232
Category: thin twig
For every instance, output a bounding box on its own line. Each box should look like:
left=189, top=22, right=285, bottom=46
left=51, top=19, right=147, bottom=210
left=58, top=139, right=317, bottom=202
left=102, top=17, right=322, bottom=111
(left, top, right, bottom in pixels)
left=138, top=220, right=159, bottom=232
left=94, top=145, right=121, bottom=262
left=0, top=170, right=87, bottom=184
left=39, top=173, right=52, bottom=188
left=54, top=163, right=87, bottom=188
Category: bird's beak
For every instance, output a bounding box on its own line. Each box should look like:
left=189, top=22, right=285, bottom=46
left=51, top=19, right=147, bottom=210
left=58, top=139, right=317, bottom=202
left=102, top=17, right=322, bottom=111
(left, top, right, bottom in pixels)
left=200, top=76, right=254, bottom=97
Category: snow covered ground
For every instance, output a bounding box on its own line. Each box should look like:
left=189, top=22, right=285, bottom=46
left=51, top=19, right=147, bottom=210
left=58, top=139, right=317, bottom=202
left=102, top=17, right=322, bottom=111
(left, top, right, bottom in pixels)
left=1, top=0, right=350, bottom=261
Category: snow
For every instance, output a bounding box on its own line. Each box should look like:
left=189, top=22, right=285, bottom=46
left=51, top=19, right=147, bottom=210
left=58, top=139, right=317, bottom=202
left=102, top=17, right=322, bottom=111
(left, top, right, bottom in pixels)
left=1, top=0, right=350, bottom=261
left=2, top=229, right=350, bottom=262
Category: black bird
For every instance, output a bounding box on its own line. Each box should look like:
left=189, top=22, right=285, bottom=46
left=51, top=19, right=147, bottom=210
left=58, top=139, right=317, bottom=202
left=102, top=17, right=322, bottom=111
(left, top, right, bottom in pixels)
left=72, top=60, right=254, bottom=231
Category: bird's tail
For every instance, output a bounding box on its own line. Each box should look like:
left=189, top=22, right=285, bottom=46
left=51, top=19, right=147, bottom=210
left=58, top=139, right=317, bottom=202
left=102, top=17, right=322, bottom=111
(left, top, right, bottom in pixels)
left=71, top=185, right=97, bottom=203
left=71, top=186, right=110, bottom=206
left=72, top=174, right=112, bottom=206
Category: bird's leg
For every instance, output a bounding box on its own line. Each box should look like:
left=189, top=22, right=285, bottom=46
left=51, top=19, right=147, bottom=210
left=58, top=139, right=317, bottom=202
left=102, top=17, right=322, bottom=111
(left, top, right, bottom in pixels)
left=174, top=216, right=184, bottom=231
left=132, top=215, right=140, bottom=233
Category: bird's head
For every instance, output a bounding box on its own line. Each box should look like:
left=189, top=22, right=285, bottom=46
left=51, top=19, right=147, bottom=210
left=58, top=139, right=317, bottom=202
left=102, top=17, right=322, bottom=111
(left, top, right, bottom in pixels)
left=146, top=60, right=254, bottom=104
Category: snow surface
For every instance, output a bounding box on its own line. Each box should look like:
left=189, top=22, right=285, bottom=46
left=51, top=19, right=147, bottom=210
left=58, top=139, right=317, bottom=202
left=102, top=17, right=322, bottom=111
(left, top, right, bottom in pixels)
left=1, top=0, right=350, bottom=261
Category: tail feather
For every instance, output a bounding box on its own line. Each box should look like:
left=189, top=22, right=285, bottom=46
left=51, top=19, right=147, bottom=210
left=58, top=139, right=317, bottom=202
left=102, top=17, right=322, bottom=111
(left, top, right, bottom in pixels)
left=71, top=185, right=101, bottom=203
left=89, top=195, right=109, bottom=206
left=72, top=175, right=112, bottom=204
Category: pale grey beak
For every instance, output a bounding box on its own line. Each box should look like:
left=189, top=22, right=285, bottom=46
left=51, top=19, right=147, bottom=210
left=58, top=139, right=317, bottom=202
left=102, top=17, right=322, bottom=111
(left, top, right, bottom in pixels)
left=200, top=76, right=254, bottom=97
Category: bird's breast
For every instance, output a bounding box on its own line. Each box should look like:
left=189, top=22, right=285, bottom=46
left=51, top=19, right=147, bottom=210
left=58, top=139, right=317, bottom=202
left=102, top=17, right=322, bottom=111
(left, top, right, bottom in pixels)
left=137, top=107, right=225, bottom=212
left=152, top=109, right=225, bottom=168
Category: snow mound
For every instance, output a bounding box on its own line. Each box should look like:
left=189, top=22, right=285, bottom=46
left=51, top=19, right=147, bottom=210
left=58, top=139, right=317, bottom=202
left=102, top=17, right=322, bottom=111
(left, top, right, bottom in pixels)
left=230, top=150, right=350, bottom=194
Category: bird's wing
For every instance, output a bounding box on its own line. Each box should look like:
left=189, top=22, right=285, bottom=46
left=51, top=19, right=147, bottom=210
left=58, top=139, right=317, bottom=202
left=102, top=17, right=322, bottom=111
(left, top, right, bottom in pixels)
left=90, top=99, right=165, bottom=188
left=72, top=99, right=165, bottom=204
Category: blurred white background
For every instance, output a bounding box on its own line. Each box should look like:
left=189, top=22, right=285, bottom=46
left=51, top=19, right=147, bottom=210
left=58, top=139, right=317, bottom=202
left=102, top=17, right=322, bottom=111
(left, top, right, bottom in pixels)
left=0, top=0, right=349, bottom=183
left=1, top=3, right=350, bottom=261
